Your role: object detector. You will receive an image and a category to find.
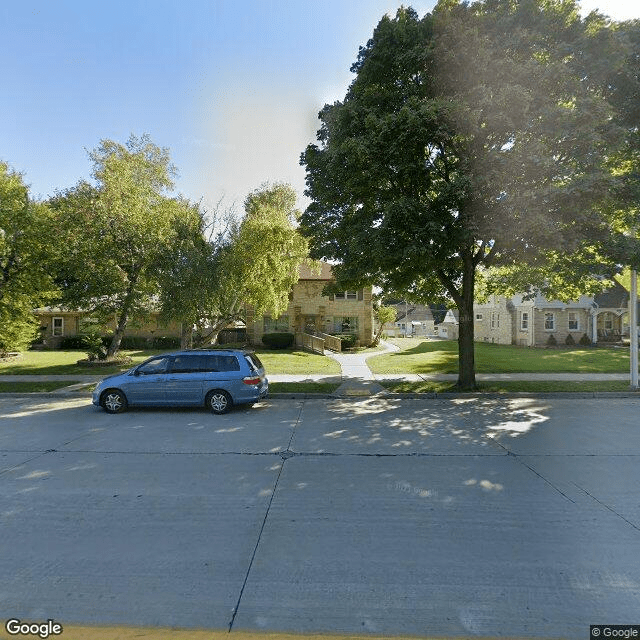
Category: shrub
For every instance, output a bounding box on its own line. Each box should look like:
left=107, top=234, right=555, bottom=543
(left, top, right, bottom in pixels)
left=579, top=333, right=592, bottom=346
left=546, top=334, right=557, bottom=347
left=262, top=332, right=295, bottom=349
left=119, top=336, right=150, bottom=350
left=60, top=335, right=92, bottom=349
left=565, top=333, right=576, bottom=346
left=152, top=336, right=181, bottom=349
left=83, top=327, right=108, bottom=362
left=335, top=333, right=357, bottom=350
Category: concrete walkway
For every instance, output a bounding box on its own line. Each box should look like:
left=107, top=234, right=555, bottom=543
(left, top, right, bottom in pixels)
left=324, top=339, right=399, bottom=396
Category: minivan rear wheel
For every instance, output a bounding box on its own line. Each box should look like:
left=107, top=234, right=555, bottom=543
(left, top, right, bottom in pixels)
left=206, top=390, right=232, bottom=414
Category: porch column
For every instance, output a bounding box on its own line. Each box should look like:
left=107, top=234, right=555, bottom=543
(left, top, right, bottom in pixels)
left=592, top=310, right=598, bottom=345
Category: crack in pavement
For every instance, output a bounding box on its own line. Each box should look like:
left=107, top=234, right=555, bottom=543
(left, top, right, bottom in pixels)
left=490, top=440, right=576, bottom=503
left=571, top=481, right=640, bottom=532
left=227, top=401, right=305, bottom=631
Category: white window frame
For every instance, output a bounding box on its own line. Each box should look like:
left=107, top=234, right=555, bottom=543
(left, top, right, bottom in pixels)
left=521, top=312, right=529, bottom=330
left=491, top=313, right=496, bottom=329
left=544, top=313, right=555, bottom=331
left=334, top=291, right=358, bottom=300
left=475, top=313, right=483, bottom=321
left=52, top=317, right=64, bottom=337
left=604, top=314, right=614, bottom=330
left=568, top=312, right=579, bottom=332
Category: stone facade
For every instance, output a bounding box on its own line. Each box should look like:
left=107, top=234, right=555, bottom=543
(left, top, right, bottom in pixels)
left=472, top=283, right=635, bottom=347
left=474, top=296, right=514, bottom=344
left=246, top=261, right=374, bottom=347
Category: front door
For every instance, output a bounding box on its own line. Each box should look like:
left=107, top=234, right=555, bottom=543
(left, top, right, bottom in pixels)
left=303, top=315, right=319, bottom=334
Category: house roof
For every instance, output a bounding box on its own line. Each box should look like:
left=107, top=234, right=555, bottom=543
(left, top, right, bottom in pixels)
left=594, top=281, right=629, bottom=309
left=392, top=303, right=434, bottom=323
left=298, top=261, right=334, bottom=281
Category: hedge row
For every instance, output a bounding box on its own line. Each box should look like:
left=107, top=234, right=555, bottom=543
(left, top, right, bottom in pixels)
left=59, top=335, right=181, bottom=350
left=262, top=332, right=295, bottom=349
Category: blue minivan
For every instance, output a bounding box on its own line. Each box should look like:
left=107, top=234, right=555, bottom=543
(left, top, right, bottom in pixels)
left=92, top=349, right=268, bottom=414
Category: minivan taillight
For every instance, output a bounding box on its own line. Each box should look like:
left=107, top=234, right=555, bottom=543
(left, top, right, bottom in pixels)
left=243, top=375, right=261, bottom=385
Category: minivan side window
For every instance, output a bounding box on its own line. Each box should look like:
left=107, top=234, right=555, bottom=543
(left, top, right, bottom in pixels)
left=244, top=354, right=263, bottom=372
left=137, top=357, right=171, bottom=375
left=172, top=355, right=200, bottom=373
left=215, top=355, right=240, bottom=372
left=170, top=354, right=241, bottom=373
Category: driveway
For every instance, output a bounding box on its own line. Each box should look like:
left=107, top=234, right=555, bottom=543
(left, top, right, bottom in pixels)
left=1, top=395, right=639, bottom=639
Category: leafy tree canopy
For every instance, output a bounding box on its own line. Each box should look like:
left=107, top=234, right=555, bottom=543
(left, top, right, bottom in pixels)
left=300, top=0, right=634, bottom=388
left=50, top=134, right=187, bottom=357
left=157, top=183, right=309, bottom=347
left=0, top=162, right=57, bottom=352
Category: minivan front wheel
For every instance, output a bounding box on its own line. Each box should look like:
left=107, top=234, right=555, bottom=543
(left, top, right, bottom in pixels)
left=101, top=389, right=128, bottom=414
left=206, top=390, right=232, bottom=415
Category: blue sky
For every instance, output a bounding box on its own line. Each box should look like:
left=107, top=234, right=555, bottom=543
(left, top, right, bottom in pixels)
left=2, top=0, right=639, bottom=213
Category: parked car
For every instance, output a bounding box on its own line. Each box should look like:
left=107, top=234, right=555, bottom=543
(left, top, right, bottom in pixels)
left=92, top=349, right=268, bottom=414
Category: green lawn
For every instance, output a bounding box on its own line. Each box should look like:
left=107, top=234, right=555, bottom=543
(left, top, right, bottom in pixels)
left=370, top=338, right=632, bottom=374
left=0, top=348, right=341, bottom=376
left=0, top=381, right=82, bottom=393
left=379, top=380, right=632, bottom=393
left=0, top=350, right=166, bottom=375
left=255, top=350, right=341, bottom=375
left=269, top=382, right=341, bottom=394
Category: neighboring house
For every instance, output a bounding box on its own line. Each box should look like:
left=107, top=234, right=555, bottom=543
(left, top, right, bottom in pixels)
left=473, top=282, right=638, bottom=347
left=33, top=306, right=183, bottom=348
left=245, top=261, right=374, bottom=347
left=385, top=303, right=436, bottom=338
left=437, top=309, right=459, bottom=339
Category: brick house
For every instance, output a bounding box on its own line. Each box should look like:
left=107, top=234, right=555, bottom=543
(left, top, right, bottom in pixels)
left=33, top=306, right=182, bottom=348
left=245, top=261, right=374, bottom=347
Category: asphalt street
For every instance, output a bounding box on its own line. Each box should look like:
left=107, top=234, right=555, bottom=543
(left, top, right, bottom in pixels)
left=1, top=395, right=639, bottom=639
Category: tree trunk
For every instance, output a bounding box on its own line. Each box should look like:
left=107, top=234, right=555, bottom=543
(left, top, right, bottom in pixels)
left=106, top=278, right=138, bottom=359
left=107, top=310, right=129, bottom=359
left=457, top=251, right=477, bottom=390
left=180, top=323, right=193, bottom=350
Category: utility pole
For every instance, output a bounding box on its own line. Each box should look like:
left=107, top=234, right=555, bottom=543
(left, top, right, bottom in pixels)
left=631, top=269, right=638, bottom=390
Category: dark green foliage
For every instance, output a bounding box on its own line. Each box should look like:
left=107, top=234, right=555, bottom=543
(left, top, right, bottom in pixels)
left=300, top=1, right=632, bottom=389
left=152, top=336, right=181, bottom=349
left=579, top=333, right=593, bottom=346
left=60, top=335, right=95, bottom=349
left=565, top=333, right=576, bottom=346
left=0, top=162, right=57, bottom=353
left=335, top=333, right=357, bottom=350
left=262, top=332, right=295, bottom=349
left=546, top=334, right=557, bottom=347
left=118, top=336, right=151, bottom=350
left=118, top=336, right=181, bottom=350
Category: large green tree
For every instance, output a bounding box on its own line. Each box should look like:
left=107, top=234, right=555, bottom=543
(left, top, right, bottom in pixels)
left=50, top=134, right=184, bottom=357
left=0, top=162, right=56, bottom=352
left=301, top=1, right=630, bottom=388
left=157, top=183, right=309, bottom=346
